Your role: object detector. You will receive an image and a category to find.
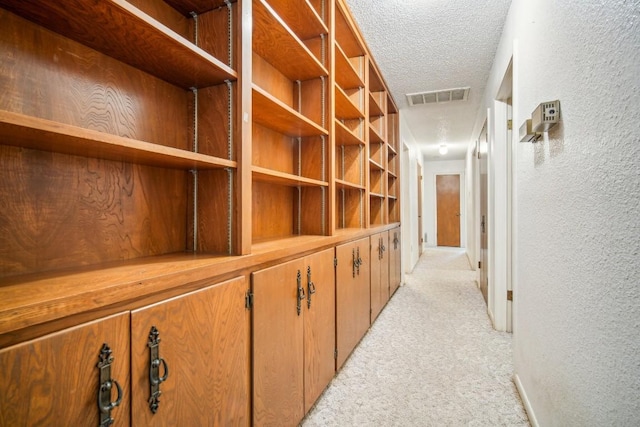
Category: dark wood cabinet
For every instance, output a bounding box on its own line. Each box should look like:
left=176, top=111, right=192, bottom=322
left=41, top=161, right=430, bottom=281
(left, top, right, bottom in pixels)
left=335, top=237, right=370, bottom=369
left=252, top=248, right=335, bottom=427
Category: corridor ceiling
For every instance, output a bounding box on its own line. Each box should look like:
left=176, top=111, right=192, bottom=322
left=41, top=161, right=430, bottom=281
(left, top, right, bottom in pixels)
left=344, top=0, right=512, bottom=160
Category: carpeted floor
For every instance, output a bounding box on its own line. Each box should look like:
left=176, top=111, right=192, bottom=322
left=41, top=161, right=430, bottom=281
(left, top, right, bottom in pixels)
left=301, top=247, right=530, bottom=426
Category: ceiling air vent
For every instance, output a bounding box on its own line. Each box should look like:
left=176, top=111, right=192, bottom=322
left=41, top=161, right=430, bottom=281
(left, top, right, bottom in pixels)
left=406, top=87, right=470, bottom=106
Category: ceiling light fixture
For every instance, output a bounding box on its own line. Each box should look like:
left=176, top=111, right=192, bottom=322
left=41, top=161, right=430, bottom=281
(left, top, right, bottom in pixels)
left=439, top=144, right=448, bottom=155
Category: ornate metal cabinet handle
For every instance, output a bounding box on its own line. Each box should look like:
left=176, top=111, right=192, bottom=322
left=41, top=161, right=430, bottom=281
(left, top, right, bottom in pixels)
left=148, top=326, right=169, bottom=414
left=307, top=266, right=316, bottom=309
left=297, top=270, right=305, bottom=315
left=97, top=343, right=123, bottom=427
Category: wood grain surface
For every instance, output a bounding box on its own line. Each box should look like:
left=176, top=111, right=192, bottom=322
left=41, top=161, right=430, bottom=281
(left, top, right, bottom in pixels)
left=303, top=248, right=336, bottom=412
left=0, top=312, right=131, bottom=426
left=252, top=259, right=305, bottom=427
left=335, top=237, right=370, bottom=368
left=0, top=146, right=187, bottom=277
left=336, top=188, right=363, bottom=229
left=0, top=10, right=191, bottom=150
left=0, top=0, right=235, bottom=88
left=389, top=227, right=401, bottom=294
left=131, top=277, right=249, bottom=426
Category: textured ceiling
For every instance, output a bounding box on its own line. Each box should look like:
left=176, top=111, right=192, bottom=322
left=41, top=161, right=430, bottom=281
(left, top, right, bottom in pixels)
left=344, top=0, right=512, bottom=160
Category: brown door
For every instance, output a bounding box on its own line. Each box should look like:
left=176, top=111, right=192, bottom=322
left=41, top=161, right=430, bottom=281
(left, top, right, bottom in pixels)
left=252, top=260, right=304, bottom=427
left=479, top=126, right=489, bottom=304
left=0, top=312, right=131, bottom=426
left=335, top=237, right=370, bottom=369
left=436, top=174, right=461, bottom=247
left=131, top=277, right=249, bottom=426
left=303, top=249, right=336, bottom=413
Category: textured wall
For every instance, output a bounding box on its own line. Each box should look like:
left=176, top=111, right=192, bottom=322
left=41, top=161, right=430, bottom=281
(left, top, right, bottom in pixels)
left=482, top=1, right=640, bottom=425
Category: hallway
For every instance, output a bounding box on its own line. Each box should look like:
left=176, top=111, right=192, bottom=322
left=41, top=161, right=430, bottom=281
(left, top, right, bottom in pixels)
left=302, top=248, right=529, bottom=426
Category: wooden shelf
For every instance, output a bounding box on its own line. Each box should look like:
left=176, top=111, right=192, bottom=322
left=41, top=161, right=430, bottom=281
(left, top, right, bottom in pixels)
left=369, top=158, right=384, bottom=171
left=252, top=166, right=328, bottom=187
left=335, top=43, right=364, bottom=90
left=165, top=0, right=235, bottom=16
left=388, top=144, right=398, bottom=156
left=369, top=191, right=385, bottom=199
left=0, top=0, right=237, bottom=89
left=388, top=170, right=398, bottom=179
left=253, top=0, right=328, bottom=81
left=253, top=85, right=328, bottom=137
left=369, top=125, right=385, bottom=144
left=267, top=0, right=327, bottom=40
left=387, top=94, right=399, bottom=114
left=335, top=86, right=364, bottom=120
left=335, top=119, right=365, bottom=146
left=369, top=62, right=385, bottom=92
left=369, top=92, right=384, bottom=117
left=0, top=110, right=236, bottom=170
left=335, top=0, right=365, bottom=57
left=388, top=195, right=397, bottom=201
left=335, top=178, right=365, bottom=191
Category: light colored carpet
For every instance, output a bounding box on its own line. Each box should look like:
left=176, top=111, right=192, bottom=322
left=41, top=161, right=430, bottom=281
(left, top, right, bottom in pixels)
left=301, top=248, right=530, bottom=426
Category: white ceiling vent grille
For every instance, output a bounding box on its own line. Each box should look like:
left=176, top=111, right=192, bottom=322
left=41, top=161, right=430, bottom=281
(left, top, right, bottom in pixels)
left=406, top=87, right=470, bottom=106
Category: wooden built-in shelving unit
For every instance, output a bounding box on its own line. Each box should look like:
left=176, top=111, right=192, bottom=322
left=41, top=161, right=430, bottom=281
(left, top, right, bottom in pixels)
left=0, top=0, right=402, bottom=424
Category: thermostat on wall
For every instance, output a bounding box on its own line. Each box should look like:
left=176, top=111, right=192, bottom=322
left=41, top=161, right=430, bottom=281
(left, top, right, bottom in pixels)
left=519, top=100, right=561, bottom=143
left=531, top=100, right=560, bottom=132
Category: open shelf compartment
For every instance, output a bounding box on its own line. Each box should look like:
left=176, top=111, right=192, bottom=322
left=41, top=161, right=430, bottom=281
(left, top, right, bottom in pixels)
left=0, top=0, right=237, bottom=89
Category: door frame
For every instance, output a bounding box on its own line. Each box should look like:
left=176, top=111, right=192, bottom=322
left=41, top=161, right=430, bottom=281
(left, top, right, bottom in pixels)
left=476, top=121, right=489, bottom=304
left=417, top=164, right=423, bottom=255
left=487, top=57, right=514, bottom=332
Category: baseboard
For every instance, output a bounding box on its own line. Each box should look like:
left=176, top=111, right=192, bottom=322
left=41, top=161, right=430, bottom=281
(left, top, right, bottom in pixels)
left=514, top=373, right=539, bottom=427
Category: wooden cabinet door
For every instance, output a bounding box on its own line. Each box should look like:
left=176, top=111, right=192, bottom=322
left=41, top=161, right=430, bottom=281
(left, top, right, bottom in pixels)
left=252, top=259, right=304, bottom=427
left=371, top=231, right=390, bottom=322
left=0, top=312, right=131, bottom=426
left=390, top=228, right=402, bottom=295
left=380, top=230, right=390, bottom=306
left=303, top=248, right=336, bottom=413
left=130, top=277, right=249, bottom=426
left=335, top=237, right=370, bottom=369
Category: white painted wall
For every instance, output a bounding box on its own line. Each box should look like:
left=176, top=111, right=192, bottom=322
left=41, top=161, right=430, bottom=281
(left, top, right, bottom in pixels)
left=422, top=160, right=466, bottom=248
left=471, top=0, right=640, bottom=424
left=400, top=112, right=424, bottom=274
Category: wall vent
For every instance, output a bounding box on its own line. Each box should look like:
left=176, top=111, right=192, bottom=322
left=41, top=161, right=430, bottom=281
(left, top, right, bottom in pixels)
left=406, top=87, right=470, bottom=106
